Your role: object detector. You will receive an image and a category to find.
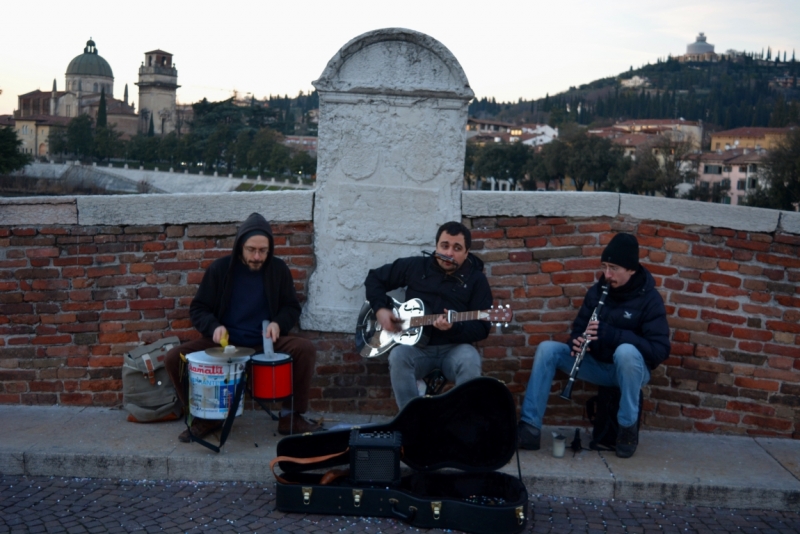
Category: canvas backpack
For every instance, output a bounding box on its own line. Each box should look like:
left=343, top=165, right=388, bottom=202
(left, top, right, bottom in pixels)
left=122, top=337, right=182, bottom=423
left=586, top=386, right=642, bottom=451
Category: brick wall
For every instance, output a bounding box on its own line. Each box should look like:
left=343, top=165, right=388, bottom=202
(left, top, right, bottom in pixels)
left=466, top=216, right=800, bottom=439
left=1, top=196, right=799, bottom=438
left=0, top=221, right=317, bottom=407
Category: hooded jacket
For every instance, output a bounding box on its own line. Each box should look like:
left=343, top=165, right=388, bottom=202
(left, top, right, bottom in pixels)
left=570, top=266, right=671, bottom=370
left=364, top=253, right=493, bottom=346
left=189, top=212, right=301, bottom=339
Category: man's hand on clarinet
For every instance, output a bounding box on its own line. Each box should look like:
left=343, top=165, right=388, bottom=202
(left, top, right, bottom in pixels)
left=376, top=308, right=404, bottom=333
left=571, top=320, right=599, bottom=356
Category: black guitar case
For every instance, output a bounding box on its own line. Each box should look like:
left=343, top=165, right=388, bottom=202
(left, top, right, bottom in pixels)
left=273, top=377, right=530, bottom=534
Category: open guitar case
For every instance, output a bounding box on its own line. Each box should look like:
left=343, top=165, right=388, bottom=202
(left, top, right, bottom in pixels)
left=272, top=377, right=530, bottom=533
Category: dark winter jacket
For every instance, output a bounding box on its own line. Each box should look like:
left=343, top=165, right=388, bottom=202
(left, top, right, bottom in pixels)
left=364, top=253, right=493, bottom=346
left=189, top=212, right=301, bottom=338
left=570, top=267, right=671, bottom=370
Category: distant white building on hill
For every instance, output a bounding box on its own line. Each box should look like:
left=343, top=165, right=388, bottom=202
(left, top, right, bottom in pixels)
left=679, top=32, right=718, bottom=62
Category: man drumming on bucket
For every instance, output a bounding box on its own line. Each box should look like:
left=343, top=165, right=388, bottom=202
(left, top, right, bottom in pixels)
left=164, top=212, right=321, bottom=441
left=364, top=221, right=493, bottom=410
left=518, top=233, right=670, bottom=458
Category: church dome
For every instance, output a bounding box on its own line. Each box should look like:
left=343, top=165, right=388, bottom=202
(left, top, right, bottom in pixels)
left=687, top=33, right=714, bottom=55
left=66, top=38, right=113, bottom=78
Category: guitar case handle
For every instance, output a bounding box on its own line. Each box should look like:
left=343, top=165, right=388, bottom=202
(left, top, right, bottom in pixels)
left=389, top=500, right=417, bottom=523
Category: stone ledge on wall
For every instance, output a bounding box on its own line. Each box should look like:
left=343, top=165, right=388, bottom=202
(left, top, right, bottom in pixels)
left=462, top=191, right=620, bottom=218
left=77, top=191, right=315, bottom=225
left=620, top=194, right=781, bottom=233
left=779, top=210, right=800, bottom=234
left=0, top=191, right=315, bottom=226
left=0, top=196, right=78, bottom=225
left=462, top=191, right=796, bottom=236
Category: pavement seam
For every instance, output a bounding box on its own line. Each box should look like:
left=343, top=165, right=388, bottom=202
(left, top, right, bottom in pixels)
left=755, top=438, right=800, bottom=484
left=596, top=450, right=618, bottom=500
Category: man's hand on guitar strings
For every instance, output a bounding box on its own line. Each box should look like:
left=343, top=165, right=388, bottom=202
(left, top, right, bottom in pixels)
left=376, top=308, right=404, bottom=333
left=433, top=310, right=453, bottom=331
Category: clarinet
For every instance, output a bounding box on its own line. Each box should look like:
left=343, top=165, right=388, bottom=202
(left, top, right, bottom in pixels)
left=560, top=284, right=609, bottom=400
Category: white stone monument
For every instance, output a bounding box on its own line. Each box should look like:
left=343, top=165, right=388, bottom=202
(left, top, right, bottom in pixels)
left=301, top=28, right=474, bottom=333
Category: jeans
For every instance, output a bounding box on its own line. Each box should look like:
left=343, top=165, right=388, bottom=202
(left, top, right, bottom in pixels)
left=520, top=341, right=650, bottom=429
left=389, top=343, right=482, bottom=409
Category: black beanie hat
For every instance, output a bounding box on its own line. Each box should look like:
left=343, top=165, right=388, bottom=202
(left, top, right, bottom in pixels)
left=601, top=233, right=639, bottom=271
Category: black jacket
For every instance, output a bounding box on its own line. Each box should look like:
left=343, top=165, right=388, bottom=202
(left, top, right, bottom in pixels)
left=571, top=267, right=670, bottom=370
left=364, top=253, right=493, bottom=346
left=189, top=212, right=301, bottom=338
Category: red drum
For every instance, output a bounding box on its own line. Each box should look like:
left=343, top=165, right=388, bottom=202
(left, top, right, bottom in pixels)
left=250, top=353, right=293, bottom=401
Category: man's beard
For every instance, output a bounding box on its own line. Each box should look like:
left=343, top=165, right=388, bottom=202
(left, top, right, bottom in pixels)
left=246, top=260, right=264, bottom=271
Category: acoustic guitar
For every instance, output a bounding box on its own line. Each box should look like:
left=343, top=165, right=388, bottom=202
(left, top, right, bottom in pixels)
left=355, top=298, right=512, bottom=358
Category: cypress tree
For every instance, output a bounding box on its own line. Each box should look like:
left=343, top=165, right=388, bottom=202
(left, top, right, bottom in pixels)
left=148, top=114, right=155, bottom=136
left=97, top=88, right=107, bottom=128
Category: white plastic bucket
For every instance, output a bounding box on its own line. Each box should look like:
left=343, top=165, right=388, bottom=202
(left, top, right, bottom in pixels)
left=186, top=350, right=249, bottom=419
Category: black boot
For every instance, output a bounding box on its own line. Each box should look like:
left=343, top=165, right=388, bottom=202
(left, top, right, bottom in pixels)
left=518, top=421, right=541, bottom=450
left=615, top=423, right=639, bottom=458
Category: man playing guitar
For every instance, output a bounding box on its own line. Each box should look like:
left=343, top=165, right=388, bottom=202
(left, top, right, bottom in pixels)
left=364, top=221, right=493, bottom=409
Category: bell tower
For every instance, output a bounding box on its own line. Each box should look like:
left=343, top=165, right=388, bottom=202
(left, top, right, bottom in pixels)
left=136, top=50, right=179, bottom=135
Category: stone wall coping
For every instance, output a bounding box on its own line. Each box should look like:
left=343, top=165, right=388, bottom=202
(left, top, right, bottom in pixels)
left=462, top=191, right=797, bottom=235
left=4, top=191, right=798, bottom=235
left=77, top=191, right=315, bottom=225
left=619, top=194, right=781, bottom=233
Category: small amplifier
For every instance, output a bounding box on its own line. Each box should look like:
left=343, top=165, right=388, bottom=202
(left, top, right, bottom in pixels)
left=349, top=429, right=402, bottom=486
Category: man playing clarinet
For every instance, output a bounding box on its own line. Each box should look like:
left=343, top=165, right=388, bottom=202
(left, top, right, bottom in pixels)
left=517, top=233, right=670, bottom=458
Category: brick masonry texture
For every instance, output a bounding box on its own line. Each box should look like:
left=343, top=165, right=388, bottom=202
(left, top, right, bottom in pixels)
left=1, top=215, right=799, bottom=439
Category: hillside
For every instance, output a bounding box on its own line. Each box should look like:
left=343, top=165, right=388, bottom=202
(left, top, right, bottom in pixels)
left=469, top=54, right=800, bottom=131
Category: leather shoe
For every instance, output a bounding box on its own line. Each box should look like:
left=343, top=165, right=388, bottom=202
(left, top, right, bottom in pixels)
left=178, top=418, right=223, bottom=443
left=278, top=412, right=323, bottom=435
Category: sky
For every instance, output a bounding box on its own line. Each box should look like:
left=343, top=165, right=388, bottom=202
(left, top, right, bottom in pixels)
left=2, top=0, right=799, bottom=116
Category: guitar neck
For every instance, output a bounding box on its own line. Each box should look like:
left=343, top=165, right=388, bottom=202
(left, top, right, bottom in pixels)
left=409, top=311, right=482, bottom=327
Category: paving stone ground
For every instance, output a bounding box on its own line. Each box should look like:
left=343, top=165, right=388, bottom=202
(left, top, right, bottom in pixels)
left=1, top=475, right=799, bottom=534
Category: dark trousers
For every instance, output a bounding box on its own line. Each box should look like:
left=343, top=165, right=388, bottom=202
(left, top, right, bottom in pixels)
left=164, top=335, right=316, bottom=416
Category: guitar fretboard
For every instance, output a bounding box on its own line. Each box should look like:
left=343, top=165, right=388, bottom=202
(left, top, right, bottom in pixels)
left=409, top=311, right=482, bottom=327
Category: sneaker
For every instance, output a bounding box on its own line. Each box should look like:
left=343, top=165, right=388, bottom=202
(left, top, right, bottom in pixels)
left=278, top=412, right=324, bottom=435
left=178, top=418, right=223, bottom=443
left=518, top=421, right=541, bottom=450
left=615, top=423, right=639, bottom=458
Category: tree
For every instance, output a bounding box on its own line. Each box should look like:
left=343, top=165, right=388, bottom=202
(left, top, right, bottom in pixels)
left=94, top=124, right=122, bottom=162
left=147, top=114, right=155, bottom=137
left=472, top=143, right=532, bottom=188
left=649, top=137, right=697, bottom=198
left=126, top=134, right=160, bottom=164
left=744, top=128, right=800, bottom=210
left=247, top=128, right=283, bottom=175
left=538, top=138, right=570, bottom=190
left=290, top=150, right=316, bottom=178
left=48, top=127, right=68, bottom=157
left=97, top=88, right=107, bottom=128
left=204, top=124, right=231, bottom=170
left=267, top=142, right=291, bottom=174
left=234, top=129, right=254, bottom=172
left=684, top=181, right=731, bottom=203
left=0, top=127, right=32, bottom=174
left=463, top=142, right=480, bottom=189
left=565, top=132, right=622, bottom=191
left=66, top=115, right=94, bottom=159
left=157, top=132, right=179, bottom=165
